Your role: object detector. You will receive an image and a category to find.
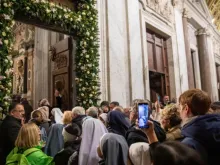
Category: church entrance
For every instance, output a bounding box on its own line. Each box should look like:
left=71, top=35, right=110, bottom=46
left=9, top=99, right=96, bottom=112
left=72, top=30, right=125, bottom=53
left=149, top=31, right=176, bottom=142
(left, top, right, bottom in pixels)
left=12, top=22, right=76, bottom=109
left=147, top=29, right=170, bottom=102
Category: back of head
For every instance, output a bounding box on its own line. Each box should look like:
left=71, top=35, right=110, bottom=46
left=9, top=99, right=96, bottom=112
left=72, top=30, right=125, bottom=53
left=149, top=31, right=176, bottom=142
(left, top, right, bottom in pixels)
left=100, top=133, right=128, bottom=165
left=114, top=106, right=124, bottom=113
left=152, top=141, right=206, bottom=165
left=62, top=111, right=73, bottom=125
left=108, top=110, right=131, bottom=137
left=100, top=101, right=109, bottom=107
left=39, top=98, right=50, bottom=107
left=15, top=123, right=39, bottom=148
left=72, top=106, right=85, bottom=116
left=129, top=142, right=150, bottom=165
left=62, top=123, right=80, bottom=143
left=179, top=89, right=211, bottom=116
left=161, top=104, right=182, bottom=127
left=211, top=101, right=220, bottom=114
left=110, top=101, right=119, bottom=106
left=79, top=118, right=107, bottom=165
left=87, top=107, right=98, bottom=118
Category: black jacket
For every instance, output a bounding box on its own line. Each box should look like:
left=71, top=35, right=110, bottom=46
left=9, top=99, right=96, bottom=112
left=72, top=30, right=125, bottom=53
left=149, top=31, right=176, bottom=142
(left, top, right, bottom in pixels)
left=71, top=115, right=86, bottom=137
left=0, top=115, right=22, bottom=164
left=54, top=139, right=81, bottom=165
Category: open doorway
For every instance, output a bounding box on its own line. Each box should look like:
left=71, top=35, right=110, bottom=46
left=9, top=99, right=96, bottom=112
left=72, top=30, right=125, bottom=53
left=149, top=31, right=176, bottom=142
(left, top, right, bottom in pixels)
left=11, top=22, right=75, bottom=110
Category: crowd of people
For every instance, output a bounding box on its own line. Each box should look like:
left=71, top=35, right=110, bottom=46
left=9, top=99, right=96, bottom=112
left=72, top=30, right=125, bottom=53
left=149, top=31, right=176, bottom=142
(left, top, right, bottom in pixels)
left=0, top=89, right=220, bottom=165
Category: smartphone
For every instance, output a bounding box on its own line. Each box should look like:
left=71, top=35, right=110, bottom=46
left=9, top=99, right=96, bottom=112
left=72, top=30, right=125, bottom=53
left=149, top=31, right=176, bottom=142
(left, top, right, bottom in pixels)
left=157, top=94, right=160, bottom=102
left=138, top=103, right=149, bottom=128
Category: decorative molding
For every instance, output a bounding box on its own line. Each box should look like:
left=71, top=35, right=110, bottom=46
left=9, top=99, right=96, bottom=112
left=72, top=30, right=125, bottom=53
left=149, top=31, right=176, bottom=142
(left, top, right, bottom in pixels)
left=145, top=0, right=174, bottom=22
left=183, top=8, right=190, bottom=18
left=138, top=0, right=146, bottom=11
left=54, top=54, right=68, bottom=69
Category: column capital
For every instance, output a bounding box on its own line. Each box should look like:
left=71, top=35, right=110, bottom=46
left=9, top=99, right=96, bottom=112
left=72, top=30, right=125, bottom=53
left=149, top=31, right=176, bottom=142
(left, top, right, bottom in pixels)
left=183, top=8, right=191, bottom=19
left=195, top=28, right=210, bottom=36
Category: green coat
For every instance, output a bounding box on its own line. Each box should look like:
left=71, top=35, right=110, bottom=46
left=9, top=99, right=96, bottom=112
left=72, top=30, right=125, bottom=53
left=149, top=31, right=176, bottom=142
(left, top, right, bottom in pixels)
left=7, top=147, right=54, bottom=165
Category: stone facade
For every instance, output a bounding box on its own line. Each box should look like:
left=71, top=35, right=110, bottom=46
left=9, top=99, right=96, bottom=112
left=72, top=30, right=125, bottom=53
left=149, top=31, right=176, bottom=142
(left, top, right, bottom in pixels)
left=98, top=0, right=220, bottom=106
left=12, top=0, right=220, bottom=108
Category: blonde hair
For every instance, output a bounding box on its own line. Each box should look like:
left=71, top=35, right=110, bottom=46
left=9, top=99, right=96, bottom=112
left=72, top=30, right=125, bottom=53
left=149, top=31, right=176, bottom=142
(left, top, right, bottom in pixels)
left=62, top=111, right=73, bottom=125
left=160, top=104, right=182, bottom=127
left=15, top=123, right=39, bottom=148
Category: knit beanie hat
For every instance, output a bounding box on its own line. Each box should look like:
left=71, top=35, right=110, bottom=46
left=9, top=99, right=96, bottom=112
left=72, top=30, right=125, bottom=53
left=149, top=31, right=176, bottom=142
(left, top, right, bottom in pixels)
left=62, top=124, right=78, bottom=143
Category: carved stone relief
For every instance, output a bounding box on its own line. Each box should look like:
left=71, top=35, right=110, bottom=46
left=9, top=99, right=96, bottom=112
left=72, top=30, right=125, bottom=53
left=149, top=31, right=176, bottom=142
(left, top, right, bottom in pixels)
left=12, top=22, right=35, bottom=100
left=146, top=0, right=174, bottom=22
left=13, top=57, right=25, bottom=94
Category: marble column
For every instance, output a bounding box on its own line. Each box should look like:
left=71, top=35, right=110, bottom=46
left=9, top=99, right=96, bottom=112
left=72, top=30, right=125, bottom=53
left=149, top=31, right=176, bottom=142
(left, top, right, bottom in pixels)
left=33, top=28, right=49, bottom=108
left=196, top=28, right=212, bottom=96
left=182, top=9, right=195, bottom=89
left=174, top=9, right=189, bottom=92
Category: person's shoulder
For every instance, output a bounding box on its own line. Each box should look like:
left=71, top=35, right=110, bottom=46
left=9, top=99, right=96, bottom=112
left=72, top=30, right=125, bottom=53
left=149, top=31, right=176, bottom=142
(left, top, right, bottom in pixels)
left=2, top=116, right=20, bottom=126
left=27, top=148, right=53, bottom=161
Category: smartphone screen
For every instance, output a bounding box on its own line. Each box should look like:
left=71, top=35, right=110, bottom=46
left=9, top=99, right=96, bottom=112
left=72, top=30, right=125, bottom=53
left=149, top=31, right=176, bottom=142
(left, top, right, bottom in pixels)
left=138, top=103, right=149, bottom=128
left=156, top=93, right=160, bottom=102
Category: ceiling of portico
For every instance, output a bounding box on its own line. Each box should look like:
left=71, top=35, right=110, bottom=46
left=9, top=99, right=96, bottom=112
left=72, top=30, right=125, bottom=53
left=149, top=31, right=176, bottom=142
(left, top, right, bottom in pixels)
left=206, top=0, right=220, bottom=30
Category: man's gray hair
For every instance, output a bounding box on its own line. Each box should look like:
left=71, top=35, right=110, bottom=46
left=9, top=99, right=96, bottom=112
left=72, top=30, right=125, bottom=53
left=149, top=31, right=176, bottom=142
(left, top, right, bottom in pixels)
left=87, top=107, right=98, bottom=118
left=72, top=106, right=85, bottom=115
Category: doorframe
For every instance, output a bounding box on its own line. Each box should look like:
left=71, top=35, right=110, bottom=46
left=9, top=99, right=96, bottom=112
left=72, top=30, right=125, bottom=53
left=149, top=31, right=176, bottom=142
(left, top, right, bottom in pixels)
left=140, top=9, right=179, bottom=101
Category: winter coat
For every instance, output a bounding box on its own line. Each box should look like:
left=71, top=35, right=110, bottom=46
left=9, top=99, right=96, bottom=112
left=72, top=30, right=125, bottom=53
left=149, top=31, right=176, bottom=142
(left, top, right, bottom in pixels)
left=181, top=114, right=220, bottom=165
left=71, top=115, right=87, bottom=137
left=54, top=139, right=81, bottom=165
left=0, top=115, right=22, bottom=164
left=7, top=147, right=54, bottom=165
left=166, top=125, right=182, bottom=141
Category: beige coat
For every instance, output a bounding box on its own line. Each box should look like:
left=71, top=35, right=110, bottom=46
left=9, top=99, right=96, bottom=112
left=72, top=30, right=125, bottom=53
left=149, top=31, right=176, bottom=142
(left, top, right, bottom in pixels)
left=166, top=125, right=182, bottom=141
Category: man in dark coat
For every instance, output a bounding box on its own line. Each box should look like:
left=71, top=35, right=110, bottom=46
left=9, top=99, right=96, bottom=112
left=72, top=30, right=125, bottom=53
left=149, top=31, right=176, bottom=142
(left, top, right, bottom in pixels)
left=179, top=89, right=220, bottom=165
left=55, top=89, right=63, bottom=110
left=71, top=106, right=87, bottom=137
left=0, top=103, right=25, bottom=164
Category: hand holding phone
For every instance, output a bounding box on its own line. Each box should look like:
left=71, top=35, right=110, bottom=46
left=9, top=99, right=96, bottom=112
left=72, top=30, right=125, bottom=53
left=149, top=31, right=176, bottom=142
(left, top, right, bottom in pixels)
left=138, top=103, right=149, bottom=128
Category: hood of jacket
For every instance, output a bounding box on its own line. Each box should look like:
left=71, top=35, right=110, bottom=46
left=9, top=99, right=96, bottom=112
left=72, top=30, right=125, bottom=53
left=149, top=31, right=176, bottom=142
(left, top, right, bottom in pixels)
left=182, top=114, right=220, bottom=150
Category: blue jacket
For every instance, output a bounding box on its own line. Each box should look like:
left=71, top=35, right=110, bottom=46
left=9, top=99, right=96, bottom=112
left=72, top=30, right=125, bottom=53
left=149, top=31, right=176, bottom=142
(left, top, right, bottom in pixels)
left=181, top=114, right=220, bottom=165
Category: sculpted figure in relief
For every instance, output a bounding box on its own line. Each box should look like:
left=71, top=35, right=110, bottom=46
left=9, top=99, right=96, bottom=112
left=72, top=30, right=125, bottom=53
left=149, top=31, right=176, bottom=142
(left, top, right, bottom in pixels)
left=16, top=60, right=24, bottom=94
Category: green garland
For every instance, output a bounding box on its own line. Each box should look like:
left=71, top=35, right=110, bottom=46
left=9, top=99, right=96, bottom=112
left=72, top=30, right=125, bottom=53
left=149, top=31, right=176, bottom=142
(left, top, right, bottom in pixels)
left=0, top=0, right=100, bottom=109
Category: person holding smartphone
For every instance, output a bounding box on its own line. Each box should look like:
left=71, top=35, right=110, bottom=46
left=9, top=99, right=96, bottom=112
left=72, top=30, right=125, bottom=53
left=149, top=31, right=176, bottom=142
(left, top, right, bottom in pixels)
left=141, top=121, right=206, bottom=165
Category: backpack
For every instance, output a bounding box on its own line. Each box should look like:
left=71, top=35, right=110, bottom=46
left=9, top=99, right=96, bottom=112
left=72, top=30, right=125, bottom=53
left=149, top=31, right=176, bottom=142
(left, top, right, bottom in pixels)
left=6, top=147, right=40, bottom=165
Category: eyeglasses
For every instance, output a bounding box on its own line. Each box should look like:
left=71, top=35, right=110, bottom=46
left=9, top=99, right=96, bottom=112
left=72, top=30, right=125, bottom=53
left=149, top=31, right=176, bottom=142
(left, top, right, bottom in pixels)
left=13, top=110, right=25, bottom=113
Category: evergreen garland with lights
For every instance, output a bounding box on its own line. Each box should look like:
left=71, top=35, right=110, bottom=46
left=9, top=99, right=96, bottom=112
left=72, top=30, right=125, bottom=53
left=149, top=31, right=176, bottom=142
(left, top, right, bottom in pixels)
left=0, top=0, right=100, bottom=110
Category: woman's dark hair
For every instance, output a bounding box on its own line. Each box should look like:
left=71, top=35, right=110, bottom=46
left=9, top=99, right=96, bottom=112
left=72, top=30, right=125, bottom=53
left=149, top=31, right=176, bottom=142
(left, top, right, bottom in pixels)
left=100, top=101, right=109, bottom=107
left=151, top=141, right=206, bottom=165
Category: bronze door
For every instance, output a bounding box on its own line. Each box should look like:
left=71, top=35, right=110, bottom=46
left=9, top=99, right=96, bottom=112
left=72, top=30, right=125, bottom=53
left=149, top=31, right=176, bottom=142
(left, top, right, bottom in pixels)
left=51, top=37, right=73, bottom=110
left=147, top=29, right=170, bottom=102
